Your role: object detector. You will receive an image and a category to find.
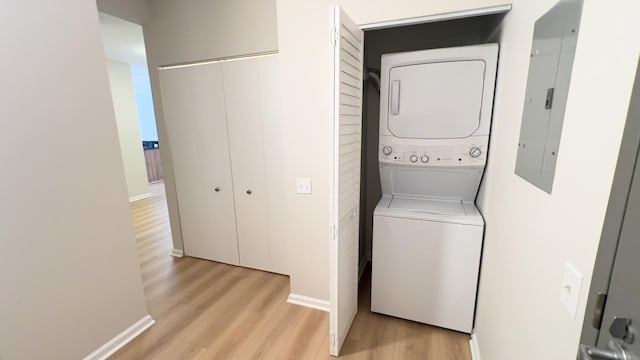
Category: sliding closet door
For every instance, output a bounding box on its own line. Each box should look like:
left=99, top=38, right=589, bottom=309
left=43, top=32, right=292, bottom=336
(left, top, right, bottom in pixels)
left=222, top=56, right=277, bottom=272
left=159, top=63, right=240, bottom=265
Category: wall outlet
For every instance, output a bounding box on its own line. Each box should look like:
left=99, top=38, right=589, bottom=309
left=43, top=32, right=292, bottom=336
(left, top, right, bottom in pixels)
left=560, top=262, right=583, bottom=319
left=296, top=177, right=312, bottom=194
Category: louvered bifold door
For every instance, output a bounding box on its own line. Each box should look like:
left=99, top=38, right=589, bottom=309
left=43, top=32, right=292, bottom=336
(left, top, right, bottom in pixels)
left=329, top=5, right=363, bottom=357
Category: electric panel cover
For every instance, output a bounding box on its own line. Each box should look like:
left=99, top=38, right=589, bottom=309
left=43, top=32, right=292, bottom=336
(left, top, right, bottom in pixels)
left=387, top=60, right=486, bottom=139
left=515, top=0, right=582, bottom=193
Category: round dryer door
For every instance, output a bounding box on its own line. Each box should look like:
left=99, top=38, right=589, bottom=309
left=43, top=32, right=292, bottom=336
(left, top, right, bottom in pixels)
left=387, top=60, right=486, bottom=139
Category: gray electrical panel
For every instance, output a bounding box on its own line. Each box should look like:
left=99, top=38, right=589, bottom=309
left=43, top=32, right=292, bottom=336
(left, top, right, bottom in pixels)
left=514, top=0, right=583, bottom=193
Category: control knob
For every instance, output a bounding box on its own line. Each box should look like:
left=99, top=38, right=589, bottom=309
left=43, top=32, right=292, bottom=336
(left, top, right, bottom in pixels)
left=421, top=155, right=429, bottom=163
left=410, top=154, right=418, bottom=163
left=382, top=146, right=392, bottom=155
left=469, top=147, right=482, bottom=158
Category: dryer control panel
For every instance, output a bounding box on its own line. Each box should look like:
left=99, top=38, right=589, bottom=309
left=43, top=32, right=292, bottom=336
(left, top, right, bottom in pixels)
left=379, top=142, right=487, bottom=167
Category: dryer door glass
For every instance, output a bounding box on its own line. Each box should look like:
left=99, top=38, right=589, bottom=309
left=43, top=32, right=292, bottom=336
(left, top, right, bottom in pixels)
left=387, top=60, right=485, bottom=139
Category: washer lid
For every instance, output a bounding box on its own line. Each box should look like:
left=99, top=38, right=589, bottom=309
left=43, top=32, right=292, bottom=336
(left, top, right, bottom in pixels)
left=374, top=196, right=484, bottom=226
left=387, top=60, right=486, bottom=139
left=388, top=197, right=466, bottom=216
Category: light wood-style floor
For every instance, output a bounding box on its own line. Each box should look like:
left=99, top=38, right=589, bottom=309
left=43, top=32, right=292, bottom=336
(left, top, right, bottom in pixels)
left=112, top=181, right=471, bottom=359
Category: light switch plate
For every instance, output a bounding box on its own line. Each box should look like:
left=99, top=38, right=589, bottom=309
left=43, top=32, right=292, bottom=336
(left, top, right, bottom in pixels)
left=560, top=262, right=583, bottom=319
left=296, top=177, right=312, bottom=194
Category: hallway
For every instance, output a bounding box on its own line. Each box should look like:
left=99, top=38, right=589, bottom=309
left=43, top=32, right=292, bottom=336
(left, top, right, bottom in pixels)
left=112, top=182, right=470, bottom=359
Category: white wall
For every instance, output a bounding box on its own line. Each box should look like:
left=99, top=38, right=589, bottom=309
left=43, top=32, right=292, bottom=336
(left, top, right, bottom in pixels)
left=474, top=0, right=640, bottom=359
left=0, top=1, right=149, bottom=359
left=275, top=0, right=511, bottom=300
left=142, top=0, right=279, bottom=253
left=144, top=0, right=278, bottom=66
left=107, top=59, right=150, bottom=200
left=96, top=0, right=150, bottom=24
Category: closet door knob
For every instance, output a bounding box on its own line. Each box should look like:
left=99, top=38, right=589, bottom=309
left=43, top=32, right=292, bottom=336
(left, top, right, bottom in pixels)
left=214, top=187, right=220, bottom=192
left=246, top=189, right=252, bottom=195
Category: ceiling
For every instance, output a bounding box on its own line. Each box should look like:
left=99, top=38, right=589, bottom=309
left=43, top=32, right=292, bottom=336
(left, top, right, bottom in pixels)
left=99, top=12, right=147, bottom=65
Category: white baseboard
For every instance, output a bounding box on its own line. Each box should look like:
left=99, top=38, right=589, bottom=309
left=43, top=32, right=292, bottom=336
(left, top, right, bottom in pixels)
left=83, top=315, right=155, bottom=360
left=287, top=293, right=330, bottom=312
left=470, top=333, right=482, bottom=360
left=170, top=248, right=184, bottom=258
left=129, top=192, right=152, bottom=203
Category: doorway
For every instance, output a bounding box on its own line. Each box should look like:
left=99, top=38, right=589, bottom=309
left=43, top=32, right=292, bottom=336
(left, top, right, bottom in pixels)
left=99, top=12, right=164, bottom=203
left=359, top=12, right=506, bottom=285
left=97, top=13, right=177, bottom=347
left=329, top=4, right=510, bottom=356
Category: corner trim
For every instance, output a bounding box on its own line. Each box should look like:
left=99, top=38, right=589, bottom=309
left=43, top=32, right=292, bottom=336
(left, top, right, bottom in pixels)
left=170, top=249, right=184, bottom=258
left=83, top=315, right=155, bottom=360
left=129, top=192, right=152, bottom=203
left=470, top=333, right=482, bottom=360
left=287, top=293, right=330, bottom=312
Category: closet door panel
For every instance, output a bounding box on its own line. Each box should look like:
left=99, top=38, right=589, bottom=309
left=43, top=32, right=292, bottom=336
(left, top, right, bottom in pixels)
left=223, top=58, right=272, bottom=272
left=258, top=57, right=288, bottom=275
left=159, top=63, right=240, bottom=265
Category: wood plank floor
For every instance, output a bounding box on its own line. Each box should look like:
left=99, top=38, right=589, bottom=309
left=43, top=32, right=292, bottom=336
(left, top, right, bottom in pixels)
left=112, top=182, right=471, bottom=359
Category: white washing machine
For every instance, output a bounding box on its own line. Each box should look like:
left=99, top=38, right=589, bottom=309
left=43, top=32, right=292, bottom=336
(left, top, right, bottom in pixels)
left=371, top=44, right=499, bottom=333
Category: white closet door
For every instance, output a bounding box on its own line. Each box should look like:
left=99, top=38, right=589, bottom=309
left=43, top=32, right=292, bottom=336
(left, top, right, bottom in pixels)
left=258, top=57, right=288, bottom=275
left=222, top=56, right=275, bottom=272
left=159, top=63, right=240, bottom=265
left=329, top=5, right=363, bottom=357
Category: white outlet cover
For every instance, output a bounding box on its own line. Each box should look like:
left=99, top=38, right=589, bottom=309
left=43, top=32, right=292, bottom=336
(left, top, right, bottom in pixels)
left=560, top=262, right=583, bottom=319
left=296, top=177, right=312, bottom=194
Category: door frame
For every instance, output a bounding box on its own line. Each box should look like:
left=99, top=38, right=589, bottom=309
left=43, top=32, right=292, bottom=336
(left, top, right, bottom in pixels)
left=358, top=4, right=512, bottom=30
left=579, top=57, right=640, bottom=347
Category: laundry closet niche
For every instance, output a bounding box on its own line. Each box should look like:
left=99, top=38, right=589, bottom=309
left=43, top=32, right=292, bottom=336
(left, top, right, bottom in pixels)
left=159, top=54, right=287, bottom=275
left=358, top=14, right=507, bottom=273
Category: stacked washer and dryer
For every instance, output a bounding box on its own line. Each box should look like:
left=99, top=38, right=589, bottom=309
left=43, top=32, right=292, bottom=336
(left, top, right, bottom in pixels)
left=371, top=44, right=499, bottom=333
